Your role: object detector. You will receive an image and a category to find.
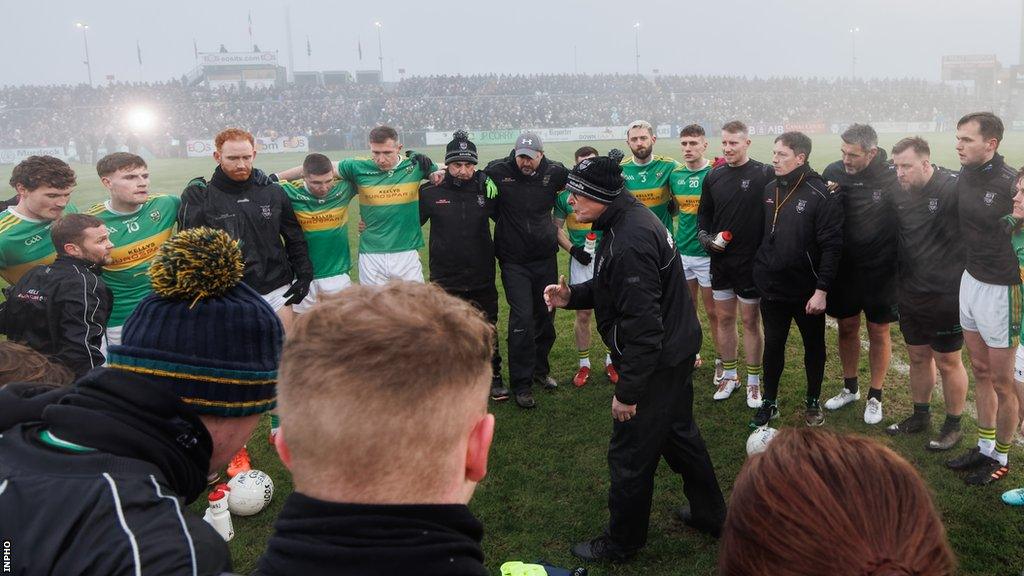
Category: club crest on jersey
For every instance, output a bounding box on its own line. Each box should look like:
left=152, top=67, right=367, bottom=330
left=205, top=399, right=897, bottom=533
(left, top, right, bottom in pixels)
left=149, top=210, right=161, bottom=221
left=477, top=195, right=485, bottom=207
left=796, top=199, right=807, bottom=213
left=928, top=198, right=938, bottom=212
left=740, top=179, right=750, bottom=191
left=984, top=191, right=996, bottom=206
left=260, top=205, right=272, bottom=219
left=543, top=174, right=551, bottom=187
left=872, top=190, right=881, bottom=203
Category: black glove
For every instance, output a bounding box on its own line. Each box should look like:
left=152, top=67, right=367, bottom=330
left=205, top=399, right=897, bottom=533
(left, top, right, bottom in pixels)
left=282, top=276, right=312, bottom=306
left=570, top=245, right=593, bottom=266
left=697, top=230, right=715, bottom=252
left=252, top=168, right=278, bottom=186
left=405, top=150, right=434, bottom=175
left=667, top=196, right=680, bottom=217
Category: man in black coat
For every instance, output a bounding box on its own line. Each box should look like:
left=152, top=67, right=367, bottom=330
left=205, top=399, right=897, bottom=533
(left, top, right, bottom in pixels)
left=1, top=213, right=112, bottom=377
left=545, top=156, right=726, bottom=562
left=0, top=228, right=285, bottom=576
left=751, top=132, right=844, bottom=428
left=178, top=128, right=312, bottom=332
left=485, top=133, right=568, bottom=408
left=420, top=131, right=504, bottom=398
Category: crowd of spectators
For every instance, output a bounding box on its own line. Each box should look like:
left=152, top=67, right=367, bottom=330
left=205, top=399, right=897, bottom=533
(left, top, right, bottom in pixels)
left=0, top=73, right=983, bottom=150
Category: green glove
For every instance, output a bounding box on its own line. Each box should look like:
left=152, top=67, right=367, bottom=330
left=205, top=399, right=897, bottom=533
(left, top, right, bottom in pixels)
left=486, top=177, right=499, bottom=199
left=500, top=561, right=547, bottom=576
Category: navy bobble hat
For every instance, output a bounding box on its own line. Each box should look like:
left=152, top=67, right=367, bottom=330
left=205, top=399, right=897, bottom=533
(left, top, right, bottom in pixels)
left=106, top=228, right=284, bottom=417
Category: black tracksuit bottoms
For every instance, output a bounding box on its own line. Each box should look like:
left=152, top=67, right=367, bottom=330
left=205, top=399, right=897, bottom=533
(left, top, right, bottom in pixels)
left=760, top=298, right=826, bottom=403
left=607, top=359, right=726, bottom=551
left=448, top=285, right=503, bottom=381
left=499, top=258, right=557, bottom=392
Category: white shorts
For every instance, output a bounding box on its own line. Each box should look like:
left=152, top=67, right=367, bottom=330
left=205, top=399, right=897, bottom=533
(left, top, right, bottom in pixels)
left=713, top=288, right=760, bottom=306
left=261, top=283, right=293, bottom=312
left=570, top=257, right=594, bottom=284
left=100, top=324, right=123, bottom=357
left=358, top=250, right=424, bottom=286
left=1015, top=345, right=1024, bottom=382
left=293, top=273, right=354, bottom=314
left=959, top=270, right=1023, bottom=348
left=681, top=255, right=712, bottom=288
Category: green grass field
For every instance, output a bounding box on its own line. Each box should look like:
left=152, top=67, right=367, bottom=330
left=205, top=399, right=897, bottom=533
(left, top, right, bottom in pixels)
left=3, top=135, right=1024, bottom=575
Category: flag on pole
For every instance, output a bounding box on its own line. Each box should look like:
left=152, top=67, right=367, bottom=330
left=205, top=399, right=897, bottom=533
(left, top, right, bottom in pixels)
left=248, top=11, right=253, bottom=36
left=306, top=36, right=312, bottom=57
left=193, top=38, right=198, bottom=58
left=137, top=41, right=143, bottom=66
left=358, top=39, right=363, bottom=61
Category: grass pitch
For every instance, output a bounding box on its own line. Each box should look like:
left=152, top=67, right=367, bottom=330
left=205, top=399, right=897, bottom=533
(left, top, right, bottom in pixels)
left=2, top=135, right=1023, bottom=575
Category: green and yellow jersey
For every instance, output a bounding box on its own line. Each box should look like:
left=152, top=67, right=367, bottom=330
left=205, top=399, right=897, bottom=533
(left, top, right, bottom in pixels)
left=553, top=190, right=602, bottom=248
left=86, top=195, right=179, bottom=327
left=672, top=160, right=713, bottom=257
left=620, top=154, right=683, bottom=233
left=0, top=203, right=79, bottom=285
left=280, top=179, right=356, bottom=279
left=337, top=156, right=438, bottom=254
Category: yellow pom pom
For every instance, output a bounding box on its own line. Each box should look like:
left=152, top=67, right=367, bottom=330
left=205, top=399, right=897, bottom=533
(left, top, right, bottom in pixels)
left=148, top=227, right=245, bottom=301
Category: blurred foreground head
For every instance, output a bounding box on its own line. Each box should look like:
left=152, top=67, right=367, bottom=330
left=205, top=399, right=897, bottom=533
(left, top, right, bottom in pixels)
left=276, top=281, right=496, bottom=505
left=720, top=427, right=955, bottom=576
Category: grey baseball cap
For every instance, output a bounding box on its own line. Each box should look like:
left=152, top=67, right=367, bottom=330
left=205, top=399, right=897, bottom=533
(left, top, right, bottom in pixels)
left=514, top=132, right=544, bottom=159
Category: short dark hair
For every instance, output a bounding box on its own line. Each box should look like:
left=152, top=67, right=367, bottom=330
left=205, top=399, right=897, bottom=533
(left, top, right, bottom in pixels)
left=50, top=213, right=104, bottom=255
left=892, top=137, right=930, bottom=157
left=721, top=120, right=748, bottom=135
left=96, top=152, right=147, bottom=178
left=369, top=125, right=399, bottom=144
left=775, top=131, right=813, bottom=160
left=302, top=153, right=334, bottom=176
left=957, top=112, right=1004, bottom=143
left=9, top=156, right=76, bottom=192
left=574, top=146, right=599, bottom=161
left=680, top=124, right=706, bottom=138
left=840, top=124, right=878, bottom=151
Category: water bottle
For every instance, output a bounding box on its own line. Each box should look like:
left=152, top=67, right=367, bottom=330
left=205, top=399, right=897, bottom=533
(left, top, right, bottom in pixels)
left=712, top=230, right=732, bottom=250
left=584, top=232, right=597, bottom=256
left=203, top=488, right=235, bottom=541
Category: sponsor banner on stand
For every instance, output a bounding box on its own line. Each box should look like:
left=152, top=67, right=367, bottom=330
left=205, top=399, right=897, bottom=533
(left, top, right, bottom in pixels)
left=186, top=136, right=309, bottom=158
left=831, top=121, right=938, bottom=135
left=0, top=147, right=67, bottom=165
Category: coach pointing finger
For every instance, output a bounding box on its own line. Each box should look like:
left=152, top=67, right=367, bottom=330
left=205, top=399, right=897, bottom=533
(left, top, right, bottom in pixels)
left=546, top=155, right=726, bottom=563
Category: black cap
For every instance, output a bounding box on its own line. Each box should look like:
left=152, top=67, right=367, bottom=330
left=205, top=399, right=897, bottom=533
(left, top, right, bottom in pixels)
left=445, top=130, right=478, bottom=165
left=565, top=156, right=625, bottom=205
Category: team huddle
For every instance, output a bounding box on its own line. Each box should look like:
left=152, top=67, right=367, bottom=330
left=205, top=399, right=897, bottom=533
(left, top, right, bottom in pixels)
left=1, top=110, right=1023, bottom=571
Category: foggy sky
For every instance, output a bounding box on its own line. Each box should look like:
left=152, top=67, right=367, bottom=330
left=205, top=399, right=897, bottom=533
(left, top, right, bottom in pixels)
left=4, top=0, right=1023, bottom=86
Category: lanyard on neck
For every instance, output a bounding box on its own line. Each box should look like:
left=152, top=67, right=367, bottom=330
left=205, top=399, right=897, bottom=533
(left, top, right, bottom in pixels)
left=770, top=173, right=806, bottom=239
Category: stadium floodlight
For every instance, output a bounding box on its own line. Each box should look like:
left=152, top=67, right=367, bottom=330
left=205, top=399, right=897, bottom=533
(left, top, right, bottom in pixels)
left=126, top=106, right=157, bottom=133
left=374, top=22, right=384, bottom=81
left=75, top=22, right=92, bottom=87
left=849, top=27, right=860, bottom=79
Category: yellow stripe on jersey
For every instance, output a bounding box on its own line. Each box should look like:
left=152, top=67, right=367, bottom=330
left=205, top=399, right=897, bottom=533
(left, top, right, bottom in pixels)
left=358, top=182, right=420, bottom=206
left=105, top=227, right=174, bottom=272
left=85, top=204, right=106, bottom=216
left=1, top=254, right=55, bottom=284
left=565, top=213, right=592, bottom=231
left=677, top=196, right=700, bottom=215
left=295, top=207, right=349, bottom=232
left=0, top=214, right=22, bottom=235
left=630, top=187, right=671, bottom=207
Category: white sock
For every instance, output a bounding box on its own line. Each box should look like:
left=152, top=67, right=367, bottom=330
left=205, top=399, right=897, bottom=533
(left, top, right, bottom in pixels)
left=723, top=368, right=738, bottom=380
left=579, top=357, right=591, bottom=368
left=978, top=438, right=995, bottom=456
left=605, top=354, right=612, bottom=366
left=747, top=374, right=760, bottom=386
left=994, top=450, right=1009, bottom=466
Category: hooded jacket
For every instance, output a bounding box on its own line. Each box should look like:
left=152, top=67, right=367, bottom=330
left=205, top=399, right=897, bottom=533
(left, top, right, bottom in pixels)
left=178, top=166, right=312, bottom=295
left=485, top=153, right=568, bottom=264
left=753, top=164, right=844, bottom=302
left=1, top=253, right=111, bottom=377
left=566, top=192, right=702, bottom=405
left=0, top=368, right=230, bottom=575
